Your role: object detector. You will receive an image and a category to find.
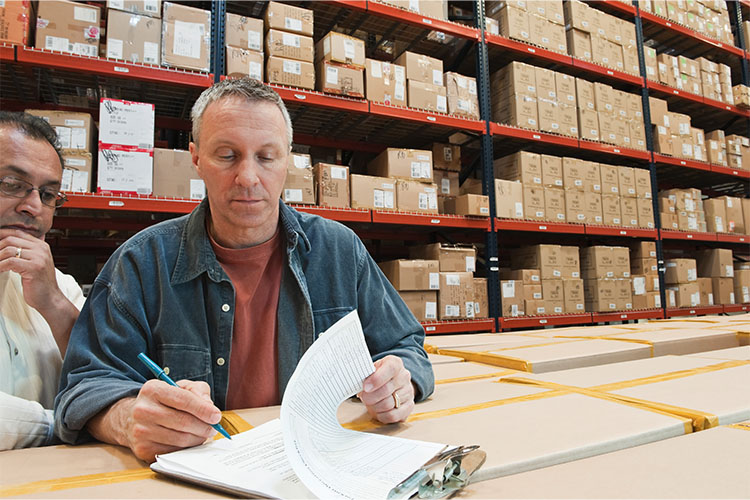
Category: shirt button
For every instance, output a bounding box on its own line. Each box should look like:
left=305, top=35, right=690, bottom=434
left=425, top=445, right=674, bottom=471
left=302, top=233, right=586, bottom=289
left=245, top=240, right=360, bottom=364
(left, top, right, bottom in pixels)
left=216, top=357, right=225, bottom=366
left=14, top=348, right=19, bottom=356
left=221, top=304, right=230, bottom=312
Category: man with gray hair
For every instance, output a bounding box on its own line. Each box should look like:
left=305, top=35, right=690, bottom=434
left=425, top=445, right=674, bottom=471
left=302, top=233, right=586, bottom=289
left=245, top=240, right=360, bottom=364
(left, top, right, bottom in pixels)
left=55, top=78, right=434, bottom=462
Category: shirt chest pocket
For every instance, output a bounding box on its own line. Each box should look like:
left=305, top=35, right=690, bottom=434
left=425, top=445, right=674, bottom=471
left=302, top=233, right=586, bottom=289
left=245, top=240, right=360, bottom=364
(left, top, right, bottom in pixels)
left=156, top=344, right=211, bottom=381
left=312, top=306, right=354, bottom=338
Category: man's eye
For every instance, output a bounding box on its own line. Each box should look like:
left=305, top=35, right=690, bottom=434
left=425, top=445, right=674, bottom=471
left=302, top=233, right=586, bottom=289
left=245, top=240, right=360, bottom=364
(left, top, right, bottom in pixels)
left=2, top=179, right=24, bottom=192
left=40, top=190, right=58, bottom=203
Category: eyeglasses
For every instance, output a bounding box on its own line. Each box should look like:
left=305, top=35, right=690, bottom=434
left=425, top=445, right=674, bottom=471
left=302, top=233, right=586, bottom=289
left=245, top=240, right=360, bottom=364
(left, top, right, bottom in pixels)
left=0, top=176, right=67, bottom=208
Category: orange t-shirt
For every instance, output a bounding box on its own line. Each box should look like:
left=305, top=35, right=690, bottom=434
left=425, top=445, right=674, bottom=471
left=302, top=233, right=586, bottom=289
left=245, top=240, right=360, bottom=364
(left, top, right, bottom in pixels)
left=209, top=227, right=283, bottom=409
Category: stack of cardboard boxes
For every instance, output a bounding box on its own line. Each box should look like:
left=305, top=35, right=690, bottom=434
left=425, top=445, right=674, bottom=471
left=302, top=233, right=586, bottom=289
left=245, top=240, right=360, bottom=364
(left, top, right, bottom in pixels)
left=434, top=143, right=490, bottom=217
left=364, top=148, right=437, bottom=213
left=664, top=257, right=700, bottom=308
left=105, top=1, right=161, bottom=65
left=498, top=244, right=583, bottom=317
left=564, top=0, right=640, bottom=75
left=0, top=0, right=32, bottom=45
left=364, top=58, right=407, bottom=107
left=161, top=2, right=211, bottom=72
left=697, top=248, right=735, bottom=306
left=659, top=189, right=750, bottom=235
left=282, top=152, right=315, bottom=205
left=642, top=0, right=734, bottom=45
left=380, top=243, right=485, bottom=322
left=265, top=1, right=315, bottom=90
left=96, top=98, right=155, bottom=195
left=648, top=51, right=734, bottom=105
left=225, top=12, right=264, bottom=80
left=733, top=85, right=750, bottom=109
left=26, top=109, right=96, bottom=193
left=724, top=134, right=750, bottom=170
left=487, top=0, right=567, bottom=54
left=383, top=0, right=447, bottom=20
left=315, top=31, right=365, bottom=97
left=734, top=261, right=750, bottom=304
left=490, top=151, right=654, bottom=228
left=582, top=245, right=633, bottom=312
left=629, top=241, right=661, bottom=310
left=394, top=51, right=447, bottom=114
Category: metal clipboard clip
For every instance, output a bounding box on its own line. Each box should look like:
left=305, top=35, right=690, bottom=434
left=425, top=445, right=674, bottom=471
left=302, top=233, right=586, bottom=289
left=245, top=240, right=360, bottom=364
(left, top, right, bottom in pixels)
left=387, top=445, right=487, bottom=499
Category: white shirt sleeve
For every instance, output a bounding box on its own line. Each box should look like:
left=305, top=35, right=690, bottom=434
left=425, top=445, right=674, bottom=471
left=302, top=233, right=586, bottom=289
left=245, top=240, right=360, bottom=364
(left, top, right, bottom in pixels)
left=0, top=391, right=55, bottom=450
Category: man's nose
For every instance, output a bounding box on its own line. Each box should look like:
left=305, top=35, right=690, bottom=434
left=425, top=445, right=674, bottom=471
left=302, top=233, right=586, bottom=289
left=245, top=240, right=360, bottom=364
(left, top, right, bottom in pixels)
left=235, top=157, right=261, bottom=187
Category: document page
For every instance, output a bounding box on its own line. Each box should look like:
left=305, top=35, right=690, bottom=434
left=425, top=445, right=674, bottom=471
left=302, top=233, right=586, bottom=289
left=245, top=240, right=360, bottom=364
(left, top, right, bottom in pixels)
left=281, top=310, right=445, bottom=500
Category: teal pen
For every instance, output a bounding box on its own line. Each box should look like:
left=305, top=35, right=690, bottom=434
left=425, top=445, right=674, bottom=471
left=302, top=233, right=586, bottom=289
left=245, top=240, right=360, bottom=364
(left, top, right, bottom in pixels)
left=137, top=352, right=232, bottom=440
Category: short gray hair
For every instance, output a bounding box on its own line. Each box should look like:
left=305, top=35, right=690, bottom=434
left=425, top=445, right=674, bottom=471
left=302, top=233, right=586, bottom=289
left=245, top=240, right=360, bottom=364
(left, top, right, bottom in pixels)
left=190, top=77, right=293, bottom=148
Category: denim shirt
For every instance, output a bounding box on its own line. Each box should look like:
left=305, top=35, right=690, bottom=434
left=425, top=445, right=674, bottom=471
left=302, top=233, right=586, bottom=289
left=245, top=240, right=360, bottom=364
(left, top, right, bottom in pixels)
left=55, top=200, right=433, bottom=444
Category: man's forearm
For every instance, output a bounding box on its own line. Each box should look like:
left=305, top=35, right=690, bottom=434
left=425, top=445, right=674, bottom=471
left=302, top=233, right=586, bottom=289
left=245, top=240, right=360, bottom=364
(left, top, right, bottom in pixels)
left=86, top=397, right=135, bottom=449
left=38, top=292, right=79, bottom=356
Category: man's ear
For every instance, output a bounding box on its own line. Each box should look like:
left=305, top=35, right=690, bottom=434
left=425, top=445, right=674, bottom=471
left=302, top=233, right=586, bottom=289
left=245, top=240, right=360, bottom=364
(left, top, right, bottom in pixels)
left=189, top=142, right=202, bottom=178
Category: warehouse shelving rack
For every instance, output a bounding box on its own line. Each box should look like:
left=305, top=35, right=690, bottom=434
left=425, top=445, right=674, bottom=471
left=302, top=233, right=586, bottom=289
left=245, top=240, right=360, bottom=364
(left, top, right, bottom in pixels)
left=1, top=0, right=748, bottom=334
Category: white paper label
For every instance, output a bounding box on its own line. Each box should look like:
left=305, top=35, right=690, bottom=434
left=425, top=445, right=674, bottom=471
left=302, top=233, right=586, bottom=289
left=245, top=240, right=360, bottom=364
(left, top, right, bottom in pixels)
left=410, top=161, right=422, bottom=179
left=445, top=305, right=459, bottom=317
left=634, top=277, right=646, bottom=295
left=70, top=128, right=87, bottom=150
left=432, top=69, right=442, bottom=86
left=285, top=17, right=302, bottom=32
left=730, top=292, right=735, bottom=304
left=394, top=66, right=405, bottom=83
left=283, top=60, right=301, bottom=75
left=72, top=43, right=98, bottom=57
left=282, top=32, right=301, bottom=48
left=436, top=95, right=447, bottom=113
left=510, top=304, right=520, bottom=317
left=330, top=166, right=347, bottom=179
left=469, top=80, right=477, bottom=95
left=173, top=21, right=204, bottom=59
left=425, top=302, right=437, bottom=320
left=429, top=273, right=439, bottom=290
left=248, top=30, right=262, bottom=51
left=284, top=188, right=303, bottom=202
left=465, top=302, right=475, bottom=318
left=466, top=256, right=476, bottom=273
left=45, top=35, right=69, bottom=52
left=97, top=148, right=152, bottom=194
left=514, top=202, right=523, bottom=218
left=99, top=99, right=154, bottom=148
left=394, top=83, right=405, bottom=101
left=370, top=60, right=382, bottom=78
left=143, top=41, right=159, bottom=64
left=109, top=0, right=124, bottom=8
left=441, top=178, right=450, bottom=194
left=446, top=274, right=460, bottom=286
left=190, top=179, right=205, bottom=200
left=653, top=278, right=660, bottom=291
left=107, top=38, right=124, bottom=60
left=144, top=1, right=158, bottom=13
left=687, top=269, right=697, bottom=282
left=344, top=39, right=355, bottom=60
left=248, top=61, right=262, bottom=81
left=74, top=6, right=97, bottom=23
left=326, top=66, right=339, bottom=84
left=474, top=302, right=481, bottom=315
left=54, top=126, right=72, bottom=149
left=533, top=292, right=542, bottom=299
left=502, top=281, right=515, bottom=298
left=726, top=265, right=734, bottom=277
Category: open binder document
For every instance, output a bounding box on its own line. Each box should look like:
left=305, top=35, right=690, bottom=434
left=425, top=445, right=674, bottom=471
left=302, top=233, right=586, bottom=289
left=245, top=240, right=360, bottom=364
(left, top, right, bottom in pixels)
left=152, top=310, right=447, bottom=499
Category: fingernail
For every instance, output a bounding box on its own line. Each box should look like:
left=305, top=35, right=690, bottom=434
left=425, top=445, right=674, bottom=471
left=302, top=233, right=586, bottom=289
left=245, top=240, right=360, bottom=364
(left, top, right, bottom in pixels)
left=363, top=383, right=372, bottom=392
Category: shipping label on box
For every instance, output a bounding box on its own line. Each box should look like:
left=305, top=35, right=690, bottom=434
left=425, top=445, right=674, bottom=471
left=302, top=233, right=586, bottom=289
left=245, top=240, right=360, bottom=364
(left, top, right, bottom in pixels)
left=379, top=259, right=439, bottom=291
left=61, top=152, right=93, bottom=193
left=99, top=98, right=155, bottom=149
left=97, top=146, right=153, bottom=195
left=106, top=9, right=161, bottom=64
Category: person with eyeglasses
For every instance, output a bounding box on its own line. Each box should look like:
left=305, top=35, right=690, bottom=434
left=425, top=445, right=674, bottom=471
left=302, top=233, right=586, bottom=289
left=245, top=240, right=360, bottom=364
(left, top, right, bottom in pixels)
left=0, top=111, right=85, bottom=450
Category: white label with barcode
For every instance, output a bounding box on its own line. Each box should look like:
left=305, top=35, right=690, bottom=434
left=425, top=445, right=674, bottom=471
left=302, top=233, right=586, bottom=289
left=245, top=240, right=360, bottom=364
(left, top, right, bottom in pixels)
left=326, top=66, right=338, bottom=84
left=425, top=302, right=437, bottom=320
left=284, top=60, right=301, bottom=75
left=283, top=32, right=300, bottom=47
left=248, top=61, right=262, bottom=80
left=74, top=6, right=97, bottom=22
left=429, top=273, right=439, bottom=290
left=465, top=302, right=475, bottom=318
left=411, top=161, right=422, bottom=178
left=445, top=305, right=459, bottom=317
left=173, top=20, right=204, bottom=59
left=466, top=256, right=476, bottom=272
left=285, top=189, right=303, bottom=202
left=70, top=128, right=87, bottom=149
left=285, top=17, right=302, bottom=32
left=144, top=42, right=159, bottom=64
left=330, top=166, right=347, bottom=179
left=107, top=39, right=124, bottom=59
left=446, top=274, right=460, bottom=286
left=248, top=31, right=262, bottom=51
left=432, top=69, right=442, bottom=86
left=46, top=36, right=69, bottom=52
left=502, top=281, right=515, bottom=298
left=55, top=126, right=72, bottom=149
left=437, top=95, right=447, bottom=113
left=344, top=39, right=355, bottom=60
left=441, top=178, right=450, bottom=194
left=144, top=1, right=158, bottom=13
left=190, top=180, right=205, bottom=200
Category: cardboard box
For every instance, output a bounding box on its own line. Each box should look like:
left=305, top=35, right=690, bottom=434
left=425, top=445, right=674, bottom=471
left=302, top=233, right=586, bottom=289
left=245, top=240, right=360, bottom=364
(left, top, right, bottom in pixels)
left=225, top=12, right=263, bottom=51
left=537, top=98, right=561, bottom=134
left=744, top=198, right=750, bottom=235
left=495, top=5, right=531, bottom=41
left=364, top=59, right=406, bottom=106
left=349, top=174, right=396, bottom=210
left=617, top=167, right=637, bottom=198
left=581, top=246, right=614, bottom=279
left=501, top=280, right=525, bottom=317
left=105, top=9, right=160, bottom=64
left=97, top=146, right=153, bottom=195
left=585, top=192, right=603, bottom=224
left=562, top=157, right=584, bottom=191
left=615, top=278, right=633, bottom=310
left=266, top=29, right=314, bottom=62
left=544, top=187, right=566, bottom=222
left=599, top=164, right=620, bottom=195
left=556, top=73, right=577, bottom=106
left=560, top=245, right=581, bottom=279
left=668, top=283, right=701, bottom=308
left=438, top=272, right=475, bottom=319
left=704, top=198, right=727, bottom=233
left=524, top=299, right=547, bottom=316
left=558, top=104, right=579, bottom=137
left=445, top=72, right=480, bottom=120
left=395, top=180, right=438, bottom=213
left=0, top=0, right=31, bottom=45
left=432, top=143, right=461, bottom=171
left=161, top=2, right=210, bottom=72
left=563, top=0, right=593, bottom=32
left=316, top=60, right=364, bottom=97
left=491, top=61, right=536, bottom=96
left=282, top=152, right=314, bottom=205
left=99, top=98, right=154, bottom=149
left=368, top=148, right=432, bottom=182
left=637, top=198, right=655, bottom=228
left=444, top=194, right=490, bottom=217
left=60, top=152, right=93, bottom=193
left=315, top=31, right=365, bottom=68
left=493, top=93, right=538, bottom=129
left=522, top=283, right=542, bottom=301
left=410, top=243, right=476, bottom=273
left=542, top=279, right=564, bottom=302
left=601, top=194, right=621, bottom=226
left=398, top=291, right=438, bottom=322
left=565, top=189, right=586, bottom=223
left=266, top=55, right=315, bottom=89
left=621, top=197, right=639, bottom=227
left=152, top=148, right=204, bottom=199
left=473, top=278, right=489, bottom=319
left=696, top=277, right=715, bottom=306
left=407, top=80, right=448, bottom=113
left=697, top=248, right=734, bottom=278
left=313, top=163, right=349, bottom=208
left=611, top=246, right=630, bottom=278
left=35, top=0, right=100, bottom=57
left=563, top=278, right=585, bottom=313
left=494, top=151, right=541, bottom=185
left=509, top=269, right=541, bottom=285
left=630, top=241, right=656, bottom=260
left=459, top=178, right=483, bottom=196
left=523, top=186, right=546, bottom=220
left=108, top=0, right=161, bottom=18
left=541, top=154, right=564, bottom=188
left=665, top=258, right=698, bottom=284
left=513, top=244, right=561, bottom=279
left=433, top=169, right=459, bottom=197
left=631, top=258, right=658, bottom=277
left=584, top=279, right=618, bottom=312
left=378, top=259, right=439, bottom=291
left=567, top=28, right=592, bottom=60
left=633, top=168, right=652, bottom=199
left=225, top=46, right=263, bottom=80
left=719, top=196, right=745, bottom=233
left=734, top=269, right=750, bottom=303
left=25, top=109, right=95, bottom=152
left=546, top=299, right=565, bottom=315
left=264, top=1, right=313, bottom=36
left=394, top=51, right=443, bottom=86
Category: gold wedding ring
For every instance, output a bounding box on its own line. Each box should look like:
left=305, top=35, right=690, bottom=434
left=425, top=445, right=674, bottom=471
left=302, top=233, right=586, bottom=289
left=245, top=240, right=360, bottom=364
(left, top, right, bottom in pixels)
left=392, top=391, right=401, bottom=409
left=15, top=247, right=22, bottom=259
